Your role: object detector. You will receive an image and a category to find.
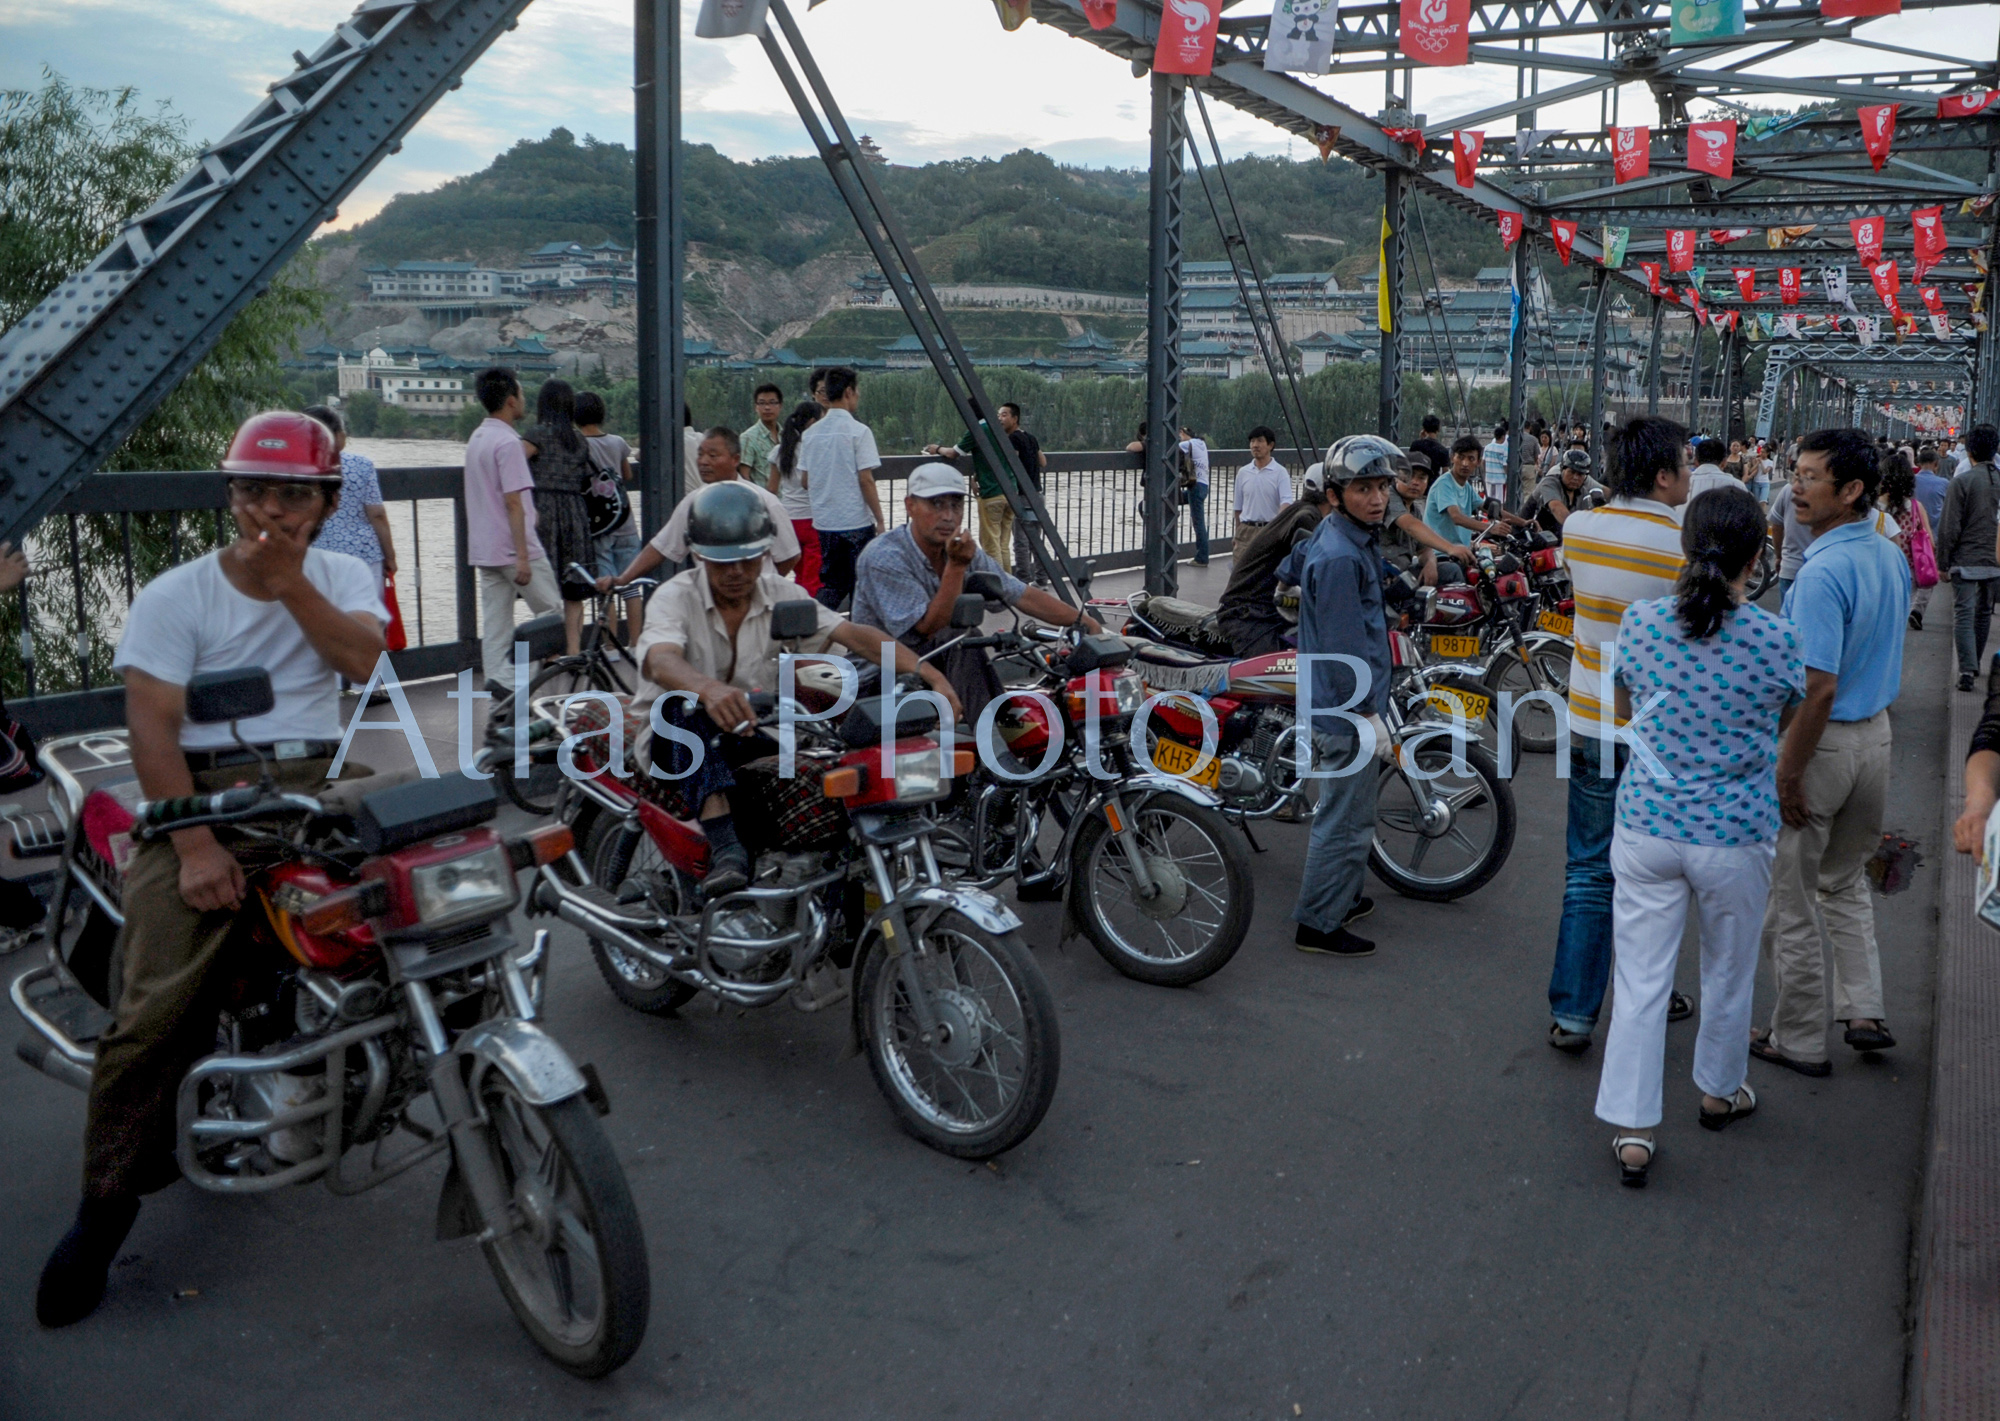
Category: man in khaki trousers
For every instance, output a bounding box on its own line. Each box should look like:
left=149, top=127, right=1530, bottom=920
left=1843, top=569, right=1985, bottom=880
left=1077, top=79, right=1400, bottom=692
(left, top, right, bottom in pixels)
left=1753, top=428, right=1910, bottom=1077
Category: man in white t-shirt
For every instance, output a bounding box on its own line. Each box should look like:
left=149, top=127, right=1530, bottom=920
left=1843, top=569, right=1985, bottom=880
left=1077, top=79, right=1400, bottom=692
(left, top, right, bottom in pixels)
left=797, top=366, right=886, bottom=611
left=600, top=427, right=801, bottom=595
left=37, top=411, right=387, bottom=1330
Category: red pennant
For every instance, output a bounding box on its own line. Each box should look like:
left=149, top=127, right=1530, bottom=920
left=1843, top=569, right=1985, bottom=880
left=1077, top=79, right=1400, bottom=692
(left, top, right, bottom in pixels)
left=1858, top=104, right=1898, bottom=172
left=1687, top=121, right=1737, bottom=180
left=1152, top=0, right=1219, bottom=74
left=1610, top=125, right=1650, bottom=184
left=1850, top=215, right=1885, bottom=261
left=1550, top=219, right=1577, bottom=265
left=1940, top=91, right=1999, bottom=119
left=1452, top=130, right=1483, bottom=188
left=1708, top=228, right=1754, bottom=245
left=1382, top=127, right=1426, bottom=147
left=1921, top=285, right=1947, bottom=316
left=1400, top=0, right=1470, bottom=66
left=1641, top=261, right=1664, bottom=295
left=1666, top=228, right=1696, bottom=272
left=1870, top=258, right=1902, bottom=309
left=1912, top=205, right=1948, bottom=268
left=1822, top=0, right=1899, bottom=15
left=1733, top=267, right=1760, bottom=302
left=1082, top=0, right=1117, bottom=26
left=1778, top=267, right=1801, bottom=305
left=1691, top=292, right=1708, bottom=325
left=1497, top=210, right=1523, bottom=249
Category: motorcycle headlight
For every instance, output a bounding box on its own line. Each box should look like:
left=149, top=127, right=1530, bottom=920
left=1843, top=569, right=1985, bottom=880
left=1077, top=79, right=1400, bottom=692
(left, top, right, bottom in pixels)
left=1112, top=670, right=1146, bottom=714
left=408, top=847, right=516, bottom=927
left=889, top=750, right=948, bottom=804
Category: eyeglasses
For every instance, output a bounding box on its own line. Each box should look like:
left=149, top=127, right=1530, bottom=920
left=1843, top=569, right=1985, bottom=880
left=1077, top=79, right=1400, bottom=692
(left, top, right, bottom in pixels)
left=229, top=479, right=327, bottom=509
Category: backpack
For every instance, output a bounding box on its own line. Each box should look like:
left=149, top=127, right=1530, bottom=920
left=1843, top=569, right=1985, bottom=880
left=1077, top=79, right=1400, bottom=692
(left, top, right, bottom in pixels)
left=584, top=439, right=629, bottom=537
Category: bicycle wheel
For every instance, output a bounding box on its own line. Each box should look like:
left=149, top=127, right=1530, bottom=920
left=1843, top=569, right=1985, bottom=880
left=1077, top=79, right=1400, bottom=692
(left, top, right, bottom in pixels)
left=494, top=656, right=619, bottom=816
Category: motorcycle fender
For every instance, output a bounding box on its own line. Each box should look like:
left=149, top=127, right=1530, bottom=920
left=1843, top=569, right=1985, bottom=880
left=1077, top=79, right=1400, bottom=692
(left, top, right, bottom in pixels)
left=453, top=1019, right=587, bottom=1108
left=1521, top=631, right=1571, bottom=656
left=1399, top=722, right=1489, bottom=757
left=1092, top=772, right=1221, bottom=813
left=844, top=885, right=1024, bottom=1053
left=1420, top=659, right=1489, bottom=681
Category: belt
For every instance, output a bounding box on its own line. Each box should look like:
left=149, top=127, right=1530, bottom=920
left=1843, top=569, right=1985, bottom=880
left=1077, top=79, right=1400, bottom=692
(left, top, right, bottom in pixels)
left=185, top=740, right=340, bottom=772
left=1240, top=519, right=1270, bottom=528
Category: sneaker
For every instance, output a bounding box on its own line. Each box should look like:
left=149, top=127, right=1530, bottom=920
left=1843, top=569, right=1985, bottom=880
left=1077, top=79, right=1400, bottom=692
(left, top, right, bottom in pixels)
left=1548, top=1022, right=1592, bottom=1055
left=1295, top=923, right=1375, bottom=957
left=1961, top=672, right=1977, bottom=692
left=1343, top=896, right=1374, bottom=926
left=1908, top=610, right=1923, bottom=631
left=702, top=843, right=750, bottom=899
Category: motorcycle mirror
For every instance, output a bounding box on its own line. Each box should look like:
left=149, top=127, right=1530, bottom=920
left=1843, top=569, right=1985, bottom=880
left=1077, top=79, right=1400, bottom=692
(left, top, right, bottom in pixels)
left=949, top=593, right=986, bottom=629
left=185, top=667, right=274, bottom=725
left=770, top=599, right=822, bottom=641
left=963, top=570, right=1006, bottom=602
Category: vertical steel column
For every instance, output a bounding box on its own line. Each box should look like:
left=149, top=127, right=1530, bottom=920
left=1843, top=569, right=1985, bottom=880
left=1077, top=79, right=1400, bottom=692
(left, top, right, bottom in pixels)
left=1687, top=319, right=1703, bottom=431
left=1717, top=326, right=1736, bottom=443
left=1379, top=167, right=1404, bottom=440
left=1144, top=71, right=1187, bottom=597
left=1977, top=228, right=2000, bottom=424
left=1587, top=269, right=1610, bottom=468
left=1646, top=296, right=1664, bottom=415
left=634, top=0, right=685, bottom=536
left=1505, top=237, right=1529, bottom=506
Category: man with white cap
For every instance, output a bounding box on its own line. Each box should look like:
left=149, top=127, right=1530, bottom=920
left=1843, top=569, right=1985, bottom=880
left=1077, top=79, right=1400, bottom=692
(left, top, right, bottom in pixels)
left=851, top=462, right=1100, bottom=721
left=1217, top=463, right=1333, bottom=658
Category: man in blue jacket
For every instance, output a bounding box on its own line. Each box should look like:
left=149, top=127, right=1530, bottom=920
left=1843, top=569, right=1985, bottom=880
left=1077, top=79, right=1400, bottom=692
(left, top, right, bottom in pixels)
left=1279, top=436, right=1400, bottom=958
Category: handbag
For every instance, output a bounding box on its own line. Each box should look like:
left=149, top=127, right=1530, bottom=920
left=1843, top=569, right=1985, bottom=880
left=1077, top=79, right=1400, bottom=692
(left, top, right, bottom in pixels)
left=1909, top=508, right=1940, bottom=589
left=382, top=572, right=409, bottom=653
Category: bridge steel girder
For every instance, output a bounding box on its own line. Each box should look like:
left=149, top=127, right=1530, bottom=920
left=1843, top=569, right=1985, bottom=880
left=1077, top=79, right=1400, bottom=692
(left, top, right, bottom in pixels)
left=1145, top=71, right=1188, bottom=598
left=1381, top=168, right=1405, bottom=441
left=635, top=0, right=685, bottom=534
left=0, top=0, right=539, bottom=548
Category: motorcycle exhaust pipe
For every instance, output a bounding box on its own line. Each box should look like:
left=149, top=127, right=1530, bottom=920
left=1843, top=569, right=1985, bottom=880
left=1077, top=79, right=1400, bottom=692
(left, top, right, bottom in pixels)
left=16, top=1034, right=90, bottom=1092
left=538, top=881, right=691, bottom=977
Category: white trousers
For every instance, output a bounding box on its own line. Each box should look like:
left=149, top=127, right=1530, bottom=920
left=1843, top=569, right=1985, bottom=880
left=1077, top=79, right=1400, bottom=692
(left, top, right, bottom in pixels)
left=1595, top=825, right=1775, bottom=1130
left=477, top=557, right=563, bottom=686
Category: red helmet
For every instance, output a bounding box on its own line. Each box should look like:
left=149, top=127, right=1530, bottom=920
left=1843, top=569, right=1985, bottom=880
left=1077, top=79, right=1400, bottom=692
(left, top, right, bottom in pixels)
left=219, top=411, right=342, bottom=483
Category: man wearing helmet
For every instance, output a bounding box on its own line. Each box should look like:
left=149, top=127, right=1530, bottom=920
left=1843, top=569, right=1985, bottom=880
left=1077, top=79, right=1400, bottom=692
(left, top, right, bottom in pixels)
left=37, top=411, right=387, bottom=1328
left=1521, top=448, right=1606, bottom=535
left=633, top=481, right=961, bottom=896
left=1276, top=435, right=1400, bottom=959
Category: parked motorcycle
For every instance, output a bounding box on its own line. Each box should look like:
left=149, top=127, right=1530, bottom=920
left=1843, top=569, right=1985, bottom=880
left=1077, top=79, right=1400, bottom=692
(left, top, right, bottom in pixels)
left=934, top=575, right=1254, bottom=988
left=11, top=668, right=648, bottom=1376
left=1417, top=529, right=1573, bottom=755
left=538, top=595, right=1060, bottom=1161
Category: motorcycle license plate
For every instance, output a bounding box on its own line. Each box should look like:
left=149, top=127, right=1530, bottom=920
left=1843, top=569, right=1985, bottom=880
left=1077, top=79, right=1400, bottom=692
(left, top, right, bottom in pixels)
left=1430, top=633, right=1482, bottom=659
left=1151, top=737, right=1221, bottom=788
left=1425, top=686, right=1492, bottom=722
left=1536, top=611, right=1574, bottom=637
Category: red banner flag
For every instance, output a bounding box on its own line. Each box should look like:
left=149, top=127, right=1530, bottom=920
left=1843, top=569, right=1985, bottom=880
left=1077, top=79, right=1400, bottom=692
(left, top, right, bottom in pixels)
left=1912, top=204, right=1948, bottom=278
left=1708, top=228, right=1754, bottom=245
left=1082, top=0, right=1117, bottom=26
left=1381, top=127, right=1425, bottom=147
left=1641, top=261, right=1664, bottom=295
left=1497, top=210, right=1523, bottom=249
left=1822, top=0, right=1899, bottom=15
left=1778, top=267, right=1801, bottom=305
left=1452, top=130, right=1484, bottom=188
left=1850, top=215, right=1885, bottom=261
left=1152, top=0, right=1220, bottom=74
left=1940, top=91, right=1999, bottom=119
left=1858, top=104, right=1898, bottom=171
left=1687, top=120, right=1737, bottom=179
left=1610, top=125, right=1650, bottom=184
left=1400, top=0, right=1470, bottom=66
left=1667, top=228, right=1696, bottom=272
left=1921, top=284, right=1947, bottom=316
left=1550, top=218, right=1577, bottom=265
left=1734, top=267, right=1761, bottom=302
left=1691, top=292, right=1708, bottom=325
left=1870, top=258, right=1902, bottom=309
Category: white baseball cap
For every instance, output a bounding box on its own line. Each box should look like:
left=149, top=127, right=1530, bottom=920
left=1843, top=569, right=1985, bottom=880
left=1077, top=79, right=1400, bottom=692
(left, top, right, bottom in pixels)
left=1302, top=462, right=1325, bottom=493
left=907, top=462, right=970, bottom=500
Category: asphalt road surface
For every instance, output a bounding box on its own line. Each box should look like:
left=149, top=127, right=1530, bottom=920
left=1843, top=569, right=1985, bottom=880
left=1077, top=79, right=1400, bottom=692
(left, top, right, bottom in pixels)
left=0, top=616, right=1949, bottom=1420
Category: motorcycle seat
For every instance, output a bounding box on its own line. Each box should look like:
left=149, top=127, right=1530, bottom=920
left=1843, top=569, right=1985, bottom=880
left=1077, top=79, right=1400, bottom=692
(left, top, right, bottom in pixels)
left=1130, top=640, right=1229, bottom=672
left=1141, top=594, right=1220, bottom=627
left=315, top=765, right=431, bottom=819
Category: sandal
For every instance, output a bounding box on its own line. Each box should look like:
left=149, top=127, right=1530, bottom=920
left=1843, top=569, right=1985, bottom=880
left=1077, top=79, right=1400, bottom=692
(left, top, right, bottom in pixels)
left=1698, top=1083, right=1757, bottom=1132
left=1749, top=1028, right=1832, bottom=1078
left=1612, top=1134, right=1654, bottom=1188
left=1842, top=1022, right=1896, bottom=1052
left=1668, top=991, right=1694, bottom=1023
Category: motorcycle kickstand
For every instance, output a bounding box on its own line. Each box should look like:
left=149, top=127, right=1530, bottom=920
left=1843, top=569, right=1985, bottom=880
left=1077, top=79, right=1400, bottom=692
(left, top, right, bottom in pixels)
left=1235, top=816, right=1266, bottom=854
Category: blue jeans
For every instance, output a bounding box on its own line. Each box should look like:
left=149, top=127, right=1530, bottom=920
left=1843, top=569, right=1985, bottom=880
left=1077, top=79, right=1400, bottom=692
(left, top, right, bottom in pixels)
left=1549, top=735, right=1625, bottom=1034
left=815, top=526, right=874, bottom=611
left=1293, top=741, right=1380, bottom=933
left=1186, top=481, right=1210, bottom=564
left=593, top=527, right=642, bottom=591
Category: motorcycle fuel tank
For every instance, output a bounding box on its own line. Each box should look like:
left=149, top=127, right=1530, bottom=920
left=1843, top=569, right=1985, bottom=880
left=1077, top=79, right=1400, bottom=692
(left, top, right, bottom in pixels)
left=1223, top=650, right=1298, bottom=705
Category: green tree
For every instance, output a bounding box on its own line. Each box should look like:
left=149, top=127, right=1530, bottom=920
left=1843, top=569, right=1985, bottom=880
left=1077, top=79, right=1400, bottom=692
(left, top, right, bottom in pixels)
left=0, top=71, right=332, bottom=693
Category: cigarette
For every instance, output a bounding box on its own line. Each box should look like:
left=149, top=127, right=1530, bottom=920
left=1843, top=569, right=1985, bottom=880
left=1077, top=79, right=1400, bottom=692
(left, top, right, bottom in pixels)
left=258, top=530, right=269, bottom=543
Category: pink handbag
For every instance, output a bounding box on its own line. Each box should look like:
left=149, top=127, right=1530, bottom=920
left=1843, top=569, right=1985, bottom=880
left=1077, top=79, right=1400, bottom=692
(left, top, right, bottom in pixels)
left=1909, top=508, right=1940, bottom=589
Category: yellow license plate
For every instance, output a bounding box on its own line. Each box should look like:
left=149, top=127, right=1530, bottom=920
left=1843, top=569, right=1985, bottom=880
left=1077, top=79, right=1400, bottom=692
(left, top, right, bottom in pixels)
left=1151, top=737, right=1222, bottom=788
left=1425, top=687, right=1493, bottom=722
left=1537, top=611, right=1575, bottom=637
left=1430, top=633, right=1482, bottom=659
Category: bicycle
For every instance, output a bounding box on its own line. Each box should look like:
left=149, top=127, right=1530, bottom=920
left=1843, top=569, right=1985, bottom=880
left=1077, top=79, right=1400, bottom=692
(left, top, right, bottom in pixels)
left=490, top=564, right=658, bottom=815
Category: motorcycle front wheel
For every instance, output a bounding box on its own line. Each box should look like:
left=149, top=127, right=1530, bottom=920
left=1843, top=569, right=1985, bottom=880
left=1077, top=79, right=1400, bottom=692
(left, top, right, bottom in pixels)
left=474, top=1077, right=651, bottom=1378
left=1071, top=795, right=1251, bottom=986
left=1369, top=739, right=1516, bottom=901
left=858, top=910, right=1059, bottom=1159
left=1480, top=642, right=1571, bottom=756
left=583, top=814, right=698, bottom=1015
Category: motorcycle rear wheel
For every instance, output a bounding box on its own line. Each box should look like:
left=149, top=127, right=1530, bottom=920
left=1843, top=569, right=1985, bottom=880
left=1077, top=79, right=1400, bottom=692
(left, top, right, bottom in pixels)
left=475, top=1081, right=651, bottom=1378
left=1481, top=643, right=1571, bottom=756
left=494, top=655, right=629, bottom=816
left=1369, top=740, right=1516, bottom=901
left=1071, top=795, right=1251, bottom=987
left=583, top=814, right=698, bottom=1015
left=858, top=910, right=1059, bottom=1159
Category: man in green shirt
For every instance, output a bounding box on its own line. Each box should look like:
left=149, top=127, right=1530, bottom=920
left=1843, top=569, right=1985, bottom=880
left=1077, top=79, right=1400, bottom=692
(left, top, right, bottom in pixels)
left=924, top=418, right=1017, bottom=567
left=738, top=383, right=784, bottom=483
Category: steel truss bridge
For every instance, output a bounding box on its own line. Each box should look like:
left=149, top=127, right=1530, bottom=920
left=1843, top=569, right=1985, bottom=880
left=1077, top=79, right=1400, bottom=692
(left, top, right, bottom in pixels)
left=0, top=0, right=1995, bottom=594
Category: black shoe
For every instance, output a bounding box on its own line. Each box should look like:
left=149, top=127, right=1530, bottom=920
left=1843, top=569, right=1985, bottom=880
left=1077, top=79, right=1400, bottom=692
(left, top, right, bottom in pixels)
left=701, top=843, right=750, bottom=899
left=1960, top=672, right=1977, bottom=692
left=1668, top=990, right=1694, bottom=1023
left=1295, top=923, right=1375, bottom=957
left=1548, top=1022, right=1592, bottom=1055
left=36, top=1195, right=139, bottom=1328
left=1908, top=610, right=1923, bottom=631
left=1750, top=1030, right=1832, bottom=1077
left=1343, top=896, right=1374, bottom=926
left=1843, top=1022, right=1897, bottom=1052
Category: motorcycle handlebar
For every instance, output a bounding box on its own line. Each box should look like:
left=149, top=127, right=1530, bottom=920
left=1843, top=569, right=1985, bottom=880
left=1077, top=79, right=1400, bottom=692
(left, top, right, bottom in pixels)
left=139, top=785, right=301, bottom=835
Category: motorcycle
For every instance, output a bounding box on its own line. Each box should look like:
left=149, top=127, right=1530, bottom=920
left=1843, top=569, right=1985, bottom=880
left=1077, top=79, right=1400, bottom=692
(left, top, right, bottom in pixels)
left=934, top=574, right=1254, bottom=989
left=536, top=594, right=1060, bottom=1161
left=1416, top=528, right=1573, bottom=756
left=10, top=668, right=648, bottom=1376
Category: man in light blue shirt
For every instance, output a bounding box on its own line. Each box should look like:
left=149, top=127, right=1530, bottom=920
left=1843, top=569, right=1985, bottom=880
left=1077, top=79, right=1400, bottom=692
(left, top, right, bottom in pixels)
left=1758, top=427, right=1910, bottom=1077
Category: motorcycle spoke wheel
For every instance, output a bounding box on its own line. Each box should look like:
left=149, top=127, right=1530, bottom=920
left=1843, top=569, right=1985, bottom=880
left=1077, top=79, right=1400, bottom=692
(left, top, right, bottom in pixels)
left=476, top=1081, right=650, bottom=1377
left=1482, top=645, right=1570, bottom=756
left=584, top=814, right=697, bottom=1015
left=1074, top=797, right=1251, bottom=987
left=1368, top=741, right=1516, bottom=903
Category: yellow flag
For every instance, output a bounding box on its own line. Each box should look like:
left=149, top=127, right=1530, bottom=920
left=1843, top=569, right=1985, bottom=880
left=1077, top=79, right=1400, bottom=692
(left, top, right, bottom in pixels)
left=990, top=0, right=1031, bottom=29
left=1378, top=210, right=1393, bottom=333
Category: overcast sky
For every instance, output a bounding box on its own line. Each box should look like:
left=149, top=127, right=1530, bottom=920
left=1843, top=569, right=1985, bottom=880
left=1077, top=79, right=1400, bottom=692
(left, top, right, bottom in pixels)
left=4, top=0, right=1993, bottom=234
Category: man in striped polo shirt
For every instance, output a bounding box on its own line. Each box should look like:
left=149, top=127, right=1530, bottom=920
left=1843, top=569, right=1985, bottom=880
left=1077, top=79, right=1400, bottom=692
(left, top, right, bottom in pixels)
left=1547, top=416, right=1694, bottom=1055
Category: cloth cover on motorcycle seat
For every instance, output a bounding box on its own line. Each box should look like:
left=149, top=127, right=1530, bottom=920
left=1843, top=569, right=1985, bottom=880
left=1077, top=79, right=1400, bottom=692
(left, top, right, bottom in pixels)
left=1142, top=595, right=1220, bottom=630
left=1131, top=640, right=1227, bottom=670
